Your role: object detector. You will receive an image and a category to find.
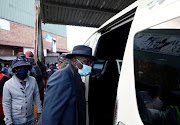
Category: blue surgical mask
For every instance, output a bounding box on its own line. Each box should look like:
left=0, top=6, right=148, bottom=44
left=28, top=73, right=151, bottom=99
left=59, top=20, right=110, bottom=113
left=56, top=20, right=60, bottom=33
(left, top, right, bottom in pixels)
left=76, top=59, right=92, bottom=76
left=16, top=69, right=28, bottom=79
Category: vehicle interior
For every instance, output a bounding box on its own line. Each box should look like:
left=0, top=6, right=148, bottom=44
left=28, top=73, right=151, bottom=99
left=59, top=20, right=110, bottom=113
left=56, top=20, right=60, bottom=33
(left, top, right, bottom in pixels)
left=88, top=20, right=133, bottom=125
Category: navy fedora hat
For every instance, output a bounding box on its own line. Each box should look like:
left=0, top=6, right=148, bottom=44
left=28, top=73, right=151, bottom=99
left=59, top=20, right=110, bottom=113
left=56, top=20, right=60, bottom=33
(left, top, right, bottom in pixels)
left=12, top=58, right=32, bottom=73
left=66, top=45, right=96, bottom=60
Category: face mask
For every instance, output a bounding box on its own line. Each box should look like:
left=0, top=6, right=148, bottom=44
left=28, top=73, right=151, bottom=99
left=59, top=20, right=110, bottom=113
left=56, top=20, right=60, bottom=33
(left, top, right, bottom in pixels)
left=25, top=58, right=34, bottom=64
left=76, top=59, right=92, bottom=76
left=16, top=69, right=28, bottom=79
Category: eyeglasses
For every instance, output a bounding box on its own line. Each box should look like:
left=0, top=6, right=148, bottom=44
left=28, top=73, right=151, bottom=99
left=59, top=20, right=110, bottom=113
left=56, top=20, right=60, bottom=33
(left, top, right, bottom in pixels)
left=77, top=58, right=92, bottom=66
left=58, top=61, right=63, bottom=64
left=58, top=58, right=66, bottom=64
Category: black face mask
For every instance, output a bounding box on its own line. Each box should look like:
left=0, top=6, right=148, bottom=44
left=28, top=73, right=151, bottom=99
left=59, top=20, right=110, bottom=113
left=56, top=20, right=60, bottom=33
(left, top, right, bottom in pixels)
left=25, top=58, right=34, bottom=64
left=16, top=69, right=28, bottom=79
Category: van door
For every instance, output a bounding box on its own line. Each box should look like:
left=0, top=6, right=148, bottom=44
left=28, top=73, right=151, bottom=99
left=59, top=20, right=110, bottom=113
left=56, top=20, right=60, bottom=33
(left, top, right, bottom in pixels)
left=115, top=0, right=180, bottom=125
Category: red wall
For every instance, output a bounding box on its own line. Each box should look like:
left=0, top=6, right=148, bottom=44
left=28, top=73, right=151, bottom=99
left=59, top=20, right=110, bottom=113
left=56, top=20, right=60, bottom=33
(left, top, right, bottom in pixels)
left=0, top=21, right=67, bottom=52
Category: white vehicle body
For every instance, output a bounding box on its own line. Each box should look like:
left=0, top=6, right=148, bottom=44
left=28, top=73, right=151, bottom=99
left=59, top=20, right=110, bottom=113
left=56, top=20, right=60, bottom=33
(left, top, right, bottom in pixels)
left=84, top=0, right=180, bottom=125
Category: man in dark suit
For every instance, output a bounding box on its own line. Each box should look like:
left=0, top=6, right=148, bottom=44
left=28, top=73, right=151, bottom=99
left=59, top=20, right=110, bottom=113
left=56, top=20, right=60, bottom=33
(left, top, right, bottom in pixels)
left=57, top=53, right=67, bottom=69
left=37, top=45, right=96, bottom=125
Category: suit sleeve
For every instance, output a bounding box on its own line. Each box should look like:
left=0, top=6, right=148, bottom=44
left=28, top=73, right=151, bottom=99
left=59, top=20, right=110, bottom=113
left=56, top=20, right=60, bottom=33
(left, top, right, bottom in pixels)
left=37, top=70, right=72, bottom=125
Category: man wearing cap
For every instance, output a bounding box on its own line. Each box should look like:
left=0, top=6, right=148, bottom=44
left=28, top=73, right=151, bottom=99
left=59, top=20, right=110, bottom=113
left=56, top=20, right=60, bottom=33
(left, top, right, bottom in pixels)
left=16, top=52, right=26, bottom=59
left=2, top=58, right=42, bottom=125
left=25, top=51, right=45, bottom=104
left=8, top=52, right=26, bottom=78
left=57, top=53, right=67, bottom=69
left=37, top=45, right=95, bottom=125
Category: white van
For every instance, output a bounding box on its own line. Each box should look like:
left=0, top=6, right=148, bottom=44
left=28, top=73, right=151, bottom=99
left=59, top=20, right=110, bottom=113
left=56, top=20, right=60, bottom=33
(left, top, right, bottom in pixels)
left=83, top=0, right=180, bottom=125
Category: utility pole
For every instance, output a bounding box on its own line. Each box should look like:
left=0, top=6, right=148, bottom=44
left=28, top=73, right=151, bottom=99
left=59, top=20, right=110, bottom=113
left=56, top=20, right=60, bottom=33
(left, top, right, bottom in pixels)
left=35, top=0, right=44, bottom=64
left=34, top=2, right=38, bottom=64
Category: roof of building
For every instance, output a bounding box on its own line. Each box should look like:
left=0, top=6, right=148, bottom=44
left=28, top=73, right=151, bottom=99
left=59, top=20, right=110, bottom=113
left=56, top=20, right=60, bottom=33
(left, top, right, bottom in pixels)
left=40, top=0, right=137, bottom=28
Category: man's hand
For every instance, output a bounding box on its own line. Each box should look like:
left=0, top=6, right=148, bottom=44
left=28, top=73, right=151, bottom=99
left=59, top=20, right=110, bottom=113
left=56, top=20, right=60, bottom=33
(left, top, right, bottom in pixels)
left=36, top=113, right=41, bottom=122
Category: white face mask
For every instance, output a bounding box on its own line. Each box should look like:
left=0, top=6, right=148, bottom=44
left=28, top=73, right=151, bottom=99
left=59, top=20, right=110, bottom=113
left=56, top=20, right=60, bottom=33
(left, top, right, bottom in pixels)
left=76, top=59, right=92, bottom=76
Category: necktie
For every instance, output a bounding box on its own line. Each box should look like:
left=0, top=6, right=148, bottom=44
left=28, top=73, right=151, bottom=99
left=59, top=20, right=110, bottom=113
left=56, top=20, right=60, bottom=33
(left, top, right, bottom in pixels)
left=21, top=81, right=26, bottom=89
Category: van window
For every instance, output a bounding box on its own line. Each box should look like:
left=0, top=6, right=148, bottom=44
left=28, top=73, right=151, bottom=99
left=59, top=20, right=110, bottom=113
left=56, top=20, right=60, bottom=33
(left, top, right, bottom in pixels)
left=134, top=18, right=180, bottom=125
left=95, top=21, right=132, bottom=60
left=91, top=60, right=105, bottom=76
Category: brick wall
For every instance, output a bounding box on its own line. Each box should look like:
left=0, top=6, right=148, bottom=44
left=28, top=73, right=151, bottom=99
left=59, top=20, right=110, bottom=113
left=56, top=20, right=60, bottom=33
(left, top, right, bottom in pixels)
left=0, top=45, right=21, bottom=55
left=0, top=45, right=13, bottom=55
left=0, top=21, right=67, bottom=52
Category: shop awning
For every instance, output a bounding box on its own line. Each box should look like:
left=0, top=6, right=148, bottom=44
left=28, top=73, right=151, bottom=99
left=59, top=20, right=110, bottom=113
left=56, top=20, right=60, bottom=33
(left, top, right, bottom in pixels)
left=0, top=55, right=16, bottom=61
left=40, top=0, right=137, bottom=27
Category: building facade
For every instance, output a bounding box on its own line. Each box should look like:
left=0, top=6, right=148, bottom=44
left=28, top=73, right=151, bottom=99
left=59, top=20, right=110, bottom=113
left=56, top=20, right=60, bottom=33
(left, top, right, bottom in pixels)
left=0, top=0, right=68, bottom=66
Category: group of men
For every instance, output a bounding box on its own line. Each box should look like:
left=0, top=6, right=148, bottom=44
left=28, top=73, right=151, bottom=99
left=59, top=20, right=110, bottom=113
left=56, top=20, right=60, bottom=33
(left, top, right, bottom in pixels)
left=0, top=45, right=95, bottom=125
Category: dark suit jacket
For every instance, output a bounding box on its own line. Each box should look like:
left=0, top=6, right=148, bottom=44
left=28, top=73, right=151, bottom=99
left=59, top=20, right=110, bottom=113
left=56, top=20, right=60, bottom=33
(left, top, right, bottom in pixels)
left=37, top=63, right=86, bottom=125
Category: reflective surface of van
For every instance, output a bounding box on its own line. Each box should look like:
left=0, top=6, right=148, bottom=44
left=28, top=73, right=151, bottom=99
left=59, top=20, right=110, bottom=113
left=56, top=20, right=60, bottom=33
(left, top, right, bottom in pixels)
left=134, top=17, right=180, bottom=125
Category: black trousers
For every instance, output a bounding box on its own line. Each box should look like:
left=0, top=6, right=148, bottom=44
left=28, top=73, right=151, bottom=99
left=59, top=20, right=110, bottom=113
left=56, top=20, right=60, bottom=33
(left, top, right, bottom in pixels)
left=0, top=118, right=5, bottom=125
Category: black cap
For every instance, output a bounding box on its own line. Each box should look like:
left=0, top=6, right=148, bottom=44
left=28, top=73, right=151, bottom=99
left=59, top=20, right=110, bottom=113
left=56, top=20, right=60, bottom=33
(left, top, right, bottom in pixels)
left=16, top=52, right=25, bottom=58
